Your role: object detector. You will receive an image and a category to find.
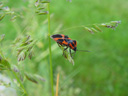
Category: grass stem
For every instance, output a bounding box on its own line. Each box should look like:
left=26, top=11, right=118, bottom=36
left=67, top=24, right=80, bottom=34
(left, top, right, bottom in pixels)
left=12, top=70, right=28, bottom=96
left=47, top=3, right=54, bottom=96
left=55, top=73, right=59, bottom=96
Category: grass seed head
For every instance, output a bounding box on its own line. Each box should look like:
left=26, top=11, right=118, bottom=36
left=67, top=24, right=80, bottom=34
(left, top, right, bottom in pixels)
left=18, top=51, right=27, bottom=62
left=84, top=27, right=94, bottom=34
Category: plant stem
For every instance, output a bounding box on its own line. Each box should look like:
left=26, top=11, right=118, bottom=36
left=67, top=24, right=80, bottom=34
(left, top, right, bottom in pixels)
left=47, top=3, right=54, bottom=96
left=56, top=73, right=59, bottom=96
left=12, top=70, right=28, bottom=96
left=55, top=26, right=83, bottom=33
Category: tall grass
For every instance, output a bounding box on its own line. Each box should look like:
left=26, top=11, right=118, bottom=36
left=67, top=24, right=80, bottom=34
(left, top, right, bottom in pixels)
left=1, top=0, right=127, bottom=96
left=47, top=2, right=54, bottom=96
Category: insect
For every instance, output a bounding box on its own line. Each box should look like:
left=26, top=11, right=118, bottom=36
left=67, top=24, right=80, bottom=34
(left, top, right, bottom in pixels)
left=51, top=34, right=89, bottom=57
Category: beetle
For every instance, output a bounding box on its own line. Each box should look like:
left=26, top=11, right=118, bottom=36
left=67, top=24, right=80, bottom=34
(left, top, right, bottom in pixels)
left=51, top=34, right=89, bottom=58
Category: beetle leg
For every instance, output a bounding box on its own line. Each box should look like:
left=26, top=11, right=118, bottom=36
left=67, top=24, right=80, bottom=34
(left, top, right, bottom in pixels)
left=57, top=43, right=64, bottom=56
left=69, top=49, right=76, bottom=58
left=69, top=48, right=72, bottom=57
left=62, top=46, right=68, bottom=56
left=57, top=43, right=61, bottom=48
left=64, top=46, right=68, bottom=51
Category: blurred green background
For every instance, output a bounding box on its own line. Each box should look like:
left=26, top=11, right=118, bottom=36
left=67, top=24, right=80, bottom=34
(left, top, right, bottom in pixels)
left=0, top=0, right=128, bottom=96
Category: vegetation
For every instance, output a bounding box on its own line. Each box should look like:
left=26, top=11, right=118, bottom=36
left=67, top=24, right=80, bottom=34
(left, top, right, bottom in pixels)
left=0, top=0, right=128, bottom=96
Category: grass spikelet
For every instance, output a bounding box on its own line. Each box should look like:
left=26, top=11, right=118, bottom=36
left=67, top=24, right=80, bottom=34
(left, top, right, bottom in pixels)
left=41, top=1, right=50, bottom=3
left=0, top=14, right=5, bottom=21
left=91, top=28, right=99, bottom=33
left=59, top=45, right=74, bottom=65
left=13, top=35, right=37, bottom=62
left=84, top=27, right=94, bottom=34
left=35, top=0, right=50, bottom=15
left=25, top=73, right=38, bottom=84
left=93, top=24, right=102, bottom=32
left=38, top=11, right=49, bottom=15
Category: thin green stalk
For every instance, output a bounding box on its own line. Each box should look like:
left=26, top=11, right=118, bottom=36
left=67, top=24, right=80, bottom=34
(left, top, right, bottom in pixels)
left=47, top=3, right=54, bottom=96
left=12, top=70, right=28, bottom=96
left=55, top=26, right=83, bottom=33
left=7, top=69, right=28, bottom=96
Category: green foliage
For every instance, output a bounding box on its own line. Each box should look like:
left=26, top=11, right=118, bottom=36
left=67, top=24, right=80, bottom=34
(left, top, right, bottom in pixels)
left=55, top=66, right=81, bottom=96
left=35, top=0, right=50, bottom=15
left=0, top=34, right=45, bottom=96
left=13, top=35, right=36, bottom=61
left=57, top=44, right=74, bottom=65
left=84, top=21, right=121, bottom=34
left=0, top=34, right=5, bottom=41
left=25, top=72, right=45, bottom=84
left=0, top=2, right=16, bottom=21
left=0, top=0, right=127, bottom=96
left=0, top=50, right=11, bottom=70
